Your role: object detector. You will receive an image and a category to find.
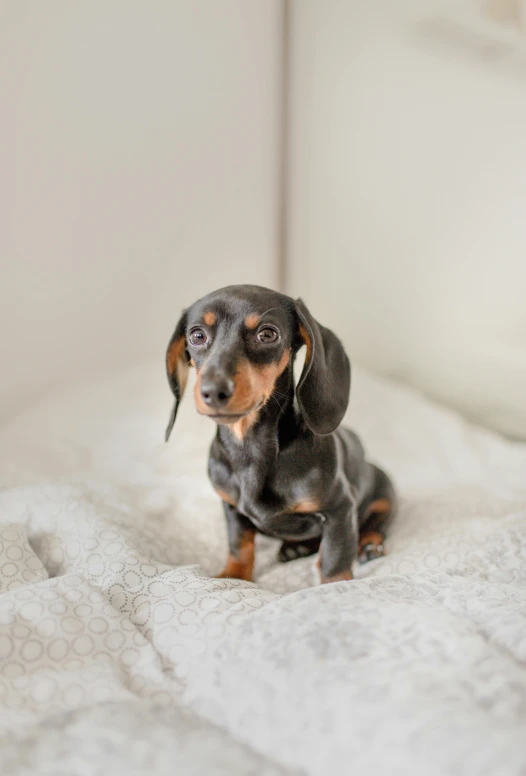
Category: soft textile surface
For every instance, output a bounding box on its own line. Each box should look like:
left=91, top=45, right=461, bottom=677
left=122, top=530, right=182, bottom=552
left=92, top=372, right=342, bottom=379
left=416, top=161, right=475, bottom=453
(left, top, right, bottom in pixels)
left=0, top=363, right=525, bottom=775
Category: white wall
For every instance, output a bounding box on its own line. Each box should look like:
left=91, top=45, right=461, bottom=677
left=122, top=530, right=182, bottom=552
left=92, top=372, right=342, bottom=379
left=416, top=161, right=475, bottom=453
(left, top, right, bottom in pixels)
left=0, top=0, right=282, bottom=421
left=287, top=0, right=526, bottom=438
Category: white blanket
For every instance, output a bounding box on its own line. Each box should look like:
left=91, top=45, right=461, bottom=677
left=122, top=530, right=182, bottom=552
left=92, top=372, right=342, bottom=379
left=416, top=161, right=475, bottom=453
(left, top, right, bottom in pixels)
left=0, top=364, right=525, bottom=775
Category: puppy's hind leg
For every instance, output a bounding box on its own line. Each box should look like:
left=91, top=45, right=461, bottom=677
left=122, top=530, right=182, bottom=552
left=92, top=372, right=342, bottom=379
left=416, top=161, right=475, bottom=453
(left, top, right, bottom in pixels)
left=358, top=465, right=396, bottom=564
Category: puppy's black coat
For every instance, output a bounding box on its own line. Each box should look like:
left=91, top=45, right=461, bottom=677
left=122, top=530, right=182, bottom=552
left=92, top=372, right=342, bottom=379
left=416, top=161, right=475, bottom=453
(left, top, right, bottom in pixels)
left=165, top=285, right=396, bottom=583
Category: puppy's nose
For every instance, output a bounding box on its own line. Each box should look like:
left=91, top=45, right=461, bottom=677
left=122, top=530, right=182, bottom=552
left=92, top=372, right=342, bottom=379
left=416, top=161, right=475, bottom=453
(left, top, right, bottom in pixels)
left=200, top=375, right=234, bottom=410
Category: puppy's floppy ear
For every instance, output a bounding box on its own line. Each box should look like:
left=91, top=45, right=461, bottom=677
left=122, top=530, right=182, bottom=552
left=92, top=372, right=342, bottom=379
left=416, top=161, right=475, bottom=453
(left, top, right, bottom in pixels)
left=165, top=309, right=190, bottom=442
left=294, top=299, right=351, bottom=435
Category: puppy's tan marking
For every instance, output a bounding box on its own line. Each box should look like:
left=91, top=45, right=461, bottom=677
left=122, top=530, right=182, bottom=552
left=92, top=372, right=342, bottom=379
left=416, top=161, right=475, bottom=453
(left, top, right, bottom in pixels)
left=229, top=361, right=257, bottom=414
left=223, top=350, right=292, bottom=424
left=250, top=349, right=290, bottom=403
left=193, top=350, right=291, bottom=426
left=203, top=311, right=216, bottom=326
left=320, top=570, right=353, bottom=584
left=217, top=530, right=256, bottom=582
left=315, top=553, right=353, bottom=584
left=167, top=336, right=186, bottom=376
left=231, top=410, right=260, bottom=441
left=290, top=499, right=320, bottom=514
left=363, top=498, right=391, bottom=521
left=298, top=323, right=313, bottom=364
left=167, top=336, right=189, bottom=397
left=245, top=314, right=260, bottom=329
left=215, top=488, right=237, bottom=507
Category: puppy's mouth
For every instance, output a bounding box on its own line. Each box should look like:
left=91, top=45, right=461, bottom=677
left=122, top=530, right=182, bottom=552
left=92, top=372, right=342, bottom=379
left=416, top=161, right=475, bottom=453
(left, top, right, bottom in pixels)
left=198, top=402, right=264, bottom=424
left=207, top=413, right=245, bottom=424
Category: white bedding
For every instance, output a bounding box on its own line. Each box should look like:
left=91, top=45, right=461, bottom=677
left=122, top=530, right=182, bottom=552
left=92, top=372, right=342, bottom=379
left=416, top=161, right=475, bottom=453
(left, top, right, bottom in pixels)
left=0, top=363, right=525, bottom=775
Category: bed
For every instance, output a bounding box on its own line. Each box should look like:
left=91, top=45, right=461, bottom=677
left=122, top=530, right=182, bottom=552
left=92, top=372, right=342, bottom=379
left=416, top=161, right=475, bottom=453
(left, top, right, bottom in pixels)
left=0, top=363, right=525, bottom=775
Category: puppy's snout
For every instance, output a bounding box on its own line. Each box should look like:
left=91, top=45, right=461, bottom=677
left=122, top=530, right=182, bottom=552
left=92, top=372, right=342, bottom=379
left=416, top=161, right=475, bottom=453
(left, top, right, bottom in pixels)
left=200, top=374, right=234, bottom=410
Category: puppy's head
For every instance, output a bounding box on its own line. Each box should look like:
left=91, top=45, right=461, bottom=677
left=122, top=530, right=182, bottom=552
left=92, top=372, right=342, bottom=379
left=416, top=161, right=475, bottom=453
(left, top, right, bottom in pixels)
left=165, top=285, right=350, bottom=441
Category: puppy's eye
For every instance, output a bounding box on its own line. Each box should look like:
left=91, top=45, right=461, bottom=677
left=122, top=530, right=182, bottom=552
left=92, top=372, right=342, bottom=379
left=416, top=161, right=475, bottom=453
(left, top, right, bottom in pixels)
left=256, top=326, right=279, bottom=344
left=189, top=328, right=208, bottom=347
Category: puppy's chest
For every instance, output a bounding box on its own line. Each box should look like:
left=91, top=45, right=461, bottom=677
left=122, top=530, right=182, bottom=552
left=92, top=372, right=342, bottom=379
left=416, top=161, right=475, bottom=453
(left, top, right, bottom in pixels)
left=210, top=450, right=324, bottom=524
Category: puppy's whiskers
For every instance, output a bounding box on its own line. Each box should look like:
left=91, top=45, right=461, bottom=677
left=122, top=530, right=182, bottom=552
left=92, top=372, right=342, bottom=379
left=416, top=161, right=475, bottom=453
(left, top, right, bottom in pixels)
left=272, top=389, right=291, bottom=399
left=258, top=307, right=279, bottom=321
left=271, top=393, right=286, bottom=415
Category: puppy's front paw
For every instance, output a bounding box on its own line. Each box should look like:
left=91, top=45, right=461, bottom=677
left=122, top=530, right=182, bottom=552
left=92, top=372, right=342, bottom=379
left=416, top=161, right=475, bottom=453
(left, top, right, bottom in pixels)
left=216, top=557, right=253, bottom=582
left=320, top=570, right=353, bottom=584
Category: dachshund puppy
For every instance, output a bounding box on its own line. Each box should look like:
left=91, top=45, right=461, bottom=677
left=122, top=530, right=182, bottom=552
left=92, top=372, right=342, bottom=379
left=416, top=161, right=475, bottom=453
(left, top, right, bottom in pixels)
left=165, top=285, right=396, bottom=584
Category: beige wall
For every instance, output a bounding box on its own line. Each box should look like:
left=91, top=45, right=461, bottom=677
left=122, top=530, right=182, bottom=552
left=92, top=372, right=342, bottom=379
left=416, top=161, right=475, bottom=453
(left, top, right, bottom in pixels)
left=286, top=0, right=526, bottom=438
left=0, top=1, right=282, bottom=421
